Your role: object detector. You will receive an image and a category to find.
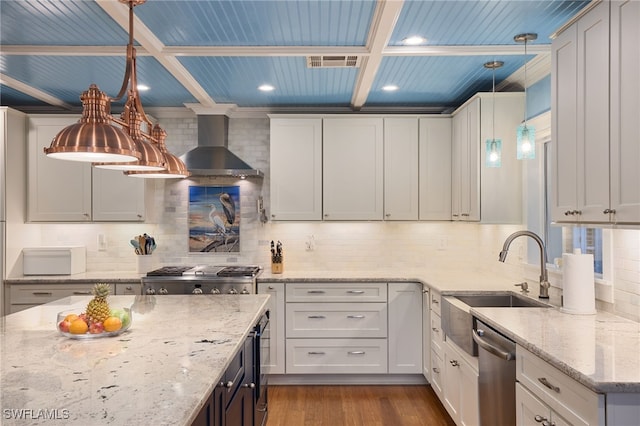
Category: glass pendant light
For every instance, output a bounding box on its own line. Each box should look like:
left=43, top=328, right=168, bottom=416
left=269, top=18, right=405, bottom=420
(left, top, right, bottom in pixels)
left=514, top=33, right=537, bottom=160
left=484, top=60, right=503, bottom=168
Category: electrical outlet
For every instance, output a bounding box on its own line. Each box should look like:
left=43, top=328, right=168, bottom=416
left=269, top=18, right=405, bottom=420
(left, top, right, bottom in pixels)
left=437, top=237, right=447, bottom=251
left=97, top=233, right=107, bottom=251
left=305, top=235, right=315, bottom=251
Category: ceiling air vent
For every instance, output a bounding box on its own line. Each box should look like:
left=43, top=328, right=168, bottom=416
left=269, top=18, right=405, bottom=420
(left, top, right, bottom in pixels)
left=306, top=55, right=361, bottom=68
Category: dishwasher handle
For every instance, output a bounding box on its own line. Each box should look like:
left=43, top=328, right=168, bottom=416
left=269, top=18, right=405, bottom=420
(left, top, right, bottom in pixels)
left=472, top=329, right=515, bottom=361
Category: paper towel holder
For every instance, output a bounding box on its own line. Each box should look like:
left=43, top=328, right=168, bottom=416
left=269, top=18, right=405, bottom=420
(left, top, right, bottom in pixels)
left=499, top=230, right=550, bottom=299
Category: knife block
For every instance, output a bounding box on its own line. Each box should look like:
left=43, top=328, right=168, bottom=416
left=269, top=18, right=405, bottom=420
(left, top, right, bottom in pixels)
left=271, top=261, right=283, bottom=274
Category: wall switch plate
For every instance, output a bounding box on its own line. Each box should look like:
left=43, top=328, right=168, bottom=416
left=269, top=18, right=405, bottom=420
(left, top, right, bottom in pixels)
left=97, top=233, right=107, bottom=251
left=305, top=235, right=315, bottom=251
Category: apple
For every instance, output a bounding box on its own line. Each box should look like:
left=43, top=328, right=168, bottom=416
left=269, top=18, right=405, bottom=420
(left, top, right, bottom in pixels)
left=89, top=322, right=104, bottom=334
left=58, top=320, right=71, bottom=333
left=110, top=309, right=131, bottom=328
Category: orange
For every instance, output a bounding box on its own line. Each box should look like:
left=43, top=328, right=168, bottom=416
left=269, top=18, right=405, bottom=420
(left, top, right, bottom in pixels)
left=69, top=319, right=88, bottom=334
left=64, top=314, right=79, bottom=323
left=103, top=316, right=122, bottom=332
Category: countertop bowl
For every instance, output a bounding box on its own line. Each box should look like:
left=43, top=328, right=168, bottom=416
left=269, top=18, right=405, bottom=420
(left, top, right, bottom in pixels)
left=56, top=307, right=132, bottom=339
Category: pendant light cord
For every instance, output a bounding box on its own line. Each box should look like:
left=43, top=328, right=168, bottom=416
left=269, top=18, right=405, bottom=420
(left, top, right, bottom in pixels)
left=523, top=38, right=528, bottom=125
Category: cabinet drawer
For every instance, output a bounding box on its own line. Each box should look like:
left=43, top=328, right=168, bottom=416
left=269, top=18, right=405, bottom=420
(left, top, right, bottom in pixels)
left=286, top=282, right=387, bottom=302
left=430, top=291, right=441, bottom=316
left=516, top=345, right=604, bottom=426
left=430, top=349, right=444, bottom=399
left=286, top=338, right=387, bottom=374
left=115, top=282, right=142, bottom=295
left=285, top=302, right=387, bottom=338
left=430, top=312, right=444, bottom=357
left=9, top=283, right=111, bottom=305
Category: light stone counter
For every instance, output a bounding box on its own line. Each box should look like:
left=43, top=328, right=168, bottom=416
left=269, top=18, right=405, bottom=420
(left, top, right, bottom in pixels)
left=5, top=271, right=144, bottom=284
left=472, top=307, right=640, bottom=393
left=0, top=294, right=269, bottom=425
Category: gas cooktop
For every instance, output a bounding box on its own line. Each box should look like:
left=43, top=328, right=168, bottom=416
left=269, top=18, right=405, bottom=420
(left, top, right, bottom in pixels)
left=146, top=265, right=261, bottom=278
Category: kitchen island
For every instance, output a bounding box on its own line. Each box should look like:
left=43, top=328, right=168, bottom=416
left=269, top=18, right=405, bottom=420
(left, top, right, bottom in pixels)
left=0, top=294, right=269, bottom=425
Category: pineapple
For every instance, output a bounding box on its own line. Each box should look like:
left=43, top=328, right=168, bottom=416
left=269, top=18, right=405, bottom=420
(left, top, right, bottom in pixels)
left=86, top=283, right=112, bottom=324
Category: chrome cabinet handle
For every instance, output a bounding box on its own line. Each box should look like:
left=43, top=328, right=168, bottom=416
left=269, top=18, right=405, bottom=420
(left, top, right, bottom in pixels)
left=603, top=208, right=616, bottom=214
left=308, top=351, right=325, bottom=355
left=268, top=286, right=274, bottom=290
left=307, top=315, right=326, bottom=319
left=385, top=213, right=391, bottom=217
left=538, top=377, right=560, bottom=393
left=432, top=327, right=439, bottom=333
left=452, top=214, right=459, bottom=217
left=73, top=291, right=92, bottom=295
left=449, top=360, right=459, bottom=367
left=432, top=299, right=439, bottom=305
left=307, top=290, right=325, bottom=294
left=564, top=210, right=582, bottom=216
left=422, top=289, right=428, bottom=294
left=461, top=213, right=470, bottom=217
left=432, top=367, right=440, bottom=374
left=347, top=315, right=365, bottom=319
left=534, top=415, right=547, bottom=423
left=224, top=381, right=234, bottom=388
left=347, top=290, right=365, bottom=294
left=242, top=383, right=256, bottom=389
left=348, top=351, right=365, bottom=355
left=32, top=291, right=53, bottom=296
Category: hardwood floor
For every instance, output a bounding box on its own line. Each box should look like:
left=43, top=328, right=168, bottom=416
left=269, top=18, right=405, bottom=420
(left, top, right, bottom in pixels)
left=266, top=385, right=455, bottom=426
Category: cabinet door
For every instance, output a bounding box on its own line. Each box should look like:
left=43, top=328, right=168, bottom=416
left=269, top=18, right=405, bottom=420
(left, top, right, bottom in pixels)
left=430, top=349, right=444, bottom=399
left=92, top=168, right=145, bottom=221
left=257, top=282, right=285, bottom=374
left=323, top=117, right=384, bottom=220
left=452, top=99, right=480, bottom=221
left=383, top=117, right=419, bottom=220
left=610, top=0, right=640, bottom=223
left=442, top=342, right=461, bottom=422
left=422, top=287, right=431, bottom=380
left=270, top=118, right=323, bottom=221
left=419, top=117, right=452, bottom=220
left=552, top=24, right=579, bottom=222
left=388, top=282, right=422, bottom=374
left=516, top=382, right=551, bottom=426
left=576, top=2, right=610, bottom=222
left=28, top=116, right=92, bottom=221
left=451, top=109, right=466, bottom=221
left=458, top=356, right=479, bottom=426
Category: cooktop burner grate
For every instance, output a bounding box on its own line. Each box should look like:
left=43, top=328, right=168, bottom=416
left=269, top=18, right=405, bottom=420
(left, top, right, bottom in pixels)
left=146, top=266, right=194, bottom=277
left=217, top=266, right=261, bottom=277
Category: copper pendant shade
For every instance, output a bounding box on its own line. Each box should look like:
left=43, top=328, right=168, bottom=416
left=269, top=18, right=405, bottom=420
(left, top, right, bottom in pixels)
left=44, top=84, right=140, bottom=163
left=126, top=125, right=191, bottom=178
left=45, top=0, right=188, bottom=178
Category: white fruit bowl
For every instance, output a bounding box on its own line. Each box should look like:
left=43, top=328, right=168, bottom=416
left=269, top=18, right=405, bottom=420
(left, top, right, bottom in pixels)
left=56, top=307, right=132, bottom=339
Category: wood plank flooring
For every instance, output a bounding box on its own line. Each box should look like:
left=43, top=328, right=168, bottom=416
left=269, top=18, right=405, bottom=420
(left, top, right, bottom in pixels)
left=266, top=385, right=455, bottom=426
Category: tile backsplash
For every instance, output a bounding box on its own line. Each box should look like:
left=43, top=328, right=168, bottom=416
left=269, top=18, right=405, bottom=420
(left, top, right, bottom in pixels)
left=7, top=115, right=640, bottom=322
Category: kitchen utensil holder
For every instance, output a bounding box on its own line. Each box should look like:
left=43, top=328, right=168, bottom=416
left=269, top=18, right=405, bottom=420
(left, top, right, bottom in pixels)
left=271, top=261, right=283, bottom=274
left=136, top=255, right=155, bottom=274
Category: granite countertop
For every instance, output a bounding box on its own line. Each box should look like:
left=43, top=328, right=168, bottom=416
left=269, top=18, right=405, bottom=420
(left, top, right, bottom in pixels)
left=472, top=307, right=640, bottom=393
left=5, top=271, right=144, bottom=284
left=0, top=294, right=269, bottom=425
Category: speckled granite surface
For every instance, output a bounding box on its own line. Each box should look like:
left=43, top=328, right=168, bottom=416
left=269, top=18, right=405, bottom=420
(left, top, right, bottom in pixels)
left=472, top=307, right=640, bottom=393
left=5, top=271, right=144, bottom=284
left=0, top=295, right=269, bottom=425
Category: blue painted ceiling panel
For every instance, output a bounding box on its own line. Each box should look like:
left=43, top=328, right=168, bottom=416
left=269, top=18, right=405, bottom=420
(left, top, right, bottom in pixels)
left=180, top=56, right=356, bottom=107
left=0, top=0, right=128, bottom=45
left=0, top=84, right=51, bottom=107
left=136, top=0, right=375, bottom=46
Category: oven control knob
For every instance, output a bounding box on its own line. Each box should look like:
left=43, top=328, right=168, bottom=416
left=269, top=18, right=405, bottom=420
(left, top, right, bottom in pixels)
left=159, top=287, right=168, bottom=295
left=241, top=288, right=250, bottom=295
left=146, top=288, right=156, bottom=295
left=192, top=288, right=203, bottom=294
left=211, top=288, right=221, bottom=294
left=228, top=288, right=238, bottom=295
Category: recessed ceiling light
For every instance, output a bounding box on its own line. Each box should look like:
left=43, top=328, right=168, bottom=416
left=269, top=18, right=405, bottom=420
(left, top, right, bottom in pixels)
left=137, top=84, right=150, bottom=91
left=382, top=85, right=399, bottom=92
left=258, top=84, right=275, bottom=92
left=402, top=36, right=426, bottom=46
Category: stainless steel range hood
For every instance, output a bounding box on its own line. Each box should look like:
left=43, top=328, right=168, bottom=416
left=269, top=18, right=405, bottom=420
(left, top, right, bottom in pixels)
left=179, top=115, right=263, bottom=178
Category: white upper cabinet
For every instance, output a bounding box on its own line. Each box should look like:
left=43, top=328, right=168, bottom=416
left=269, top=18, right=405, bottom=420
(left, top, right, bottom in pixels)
left=610, top=0, right=640, bottom=223
left=419, top=117, right=452, bottom=221
left=323, top=117, right=384, bottom=221
left=384, top=117, right=419, bottom=220
left=269, top=117, right=323, bottom=221
left=28, top=116, right=145, bottom=222
left=552, top=1, right=639, bottom=224
left=452, top=93, right=523, bottom=223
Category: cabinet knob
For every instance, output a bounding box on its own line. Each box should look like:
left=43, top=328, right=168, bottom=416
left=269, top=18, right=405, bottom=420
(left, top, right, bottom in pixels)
left=449, top=360, right=460, bottom=367
left=452, top=214, right=459, bottom=217
left=224, top=381, right=234, bottom=388
left=385, top=213, right=391, bottom=217
left=324, top=214, right=329, bottom=218
left=242, top=383, right=256, bottom=389
left=534, top=415, right=547, bottom=423
left=271, top=214, right=276, bottom=218
left=564, top=210, right=572, bottom=216
left=137, top=214, right=142, bottom=219
left=603, top=208, right=616, bottom=214
left=432, top=367, right=440, bottom=374
left=84, top=213, right=90, bottom=218
left=268, top=286, right=274, bottom=290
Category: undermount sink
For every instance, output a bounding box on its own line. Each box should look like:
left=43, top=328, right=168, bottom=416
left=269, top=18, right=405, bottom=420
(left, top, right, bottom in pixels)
left=441, top=292, right=551, bottom=356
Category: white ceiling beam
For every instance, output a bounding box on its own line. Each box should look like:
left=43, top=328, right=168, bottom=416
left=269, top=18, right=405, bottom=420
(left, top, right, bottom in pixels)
left=384, top=44, right=551, bottom=56
left=0, top=73, right=73, bottom=110
left=163, top=46, right=370, bottom=57
left=95, top=0, right=216, bottom=108
left=0, top=45, right=150, bottom=56
left=351, top=0, right=405, bottom=109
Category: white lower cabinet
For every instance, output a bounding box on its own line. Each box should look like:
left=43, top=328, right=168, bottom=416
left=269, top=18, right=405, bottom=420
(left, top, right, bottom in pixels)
left=281, top=282, right=423, bottom=378
left=257, top=282, right=286, bottom=374
left=516, top=345, right=604, bottom=426
left=442, top=339, right=479, bottom=426
left=430, top=349, right=444, bottom=399
left=422, top=286, right=431, bottom=381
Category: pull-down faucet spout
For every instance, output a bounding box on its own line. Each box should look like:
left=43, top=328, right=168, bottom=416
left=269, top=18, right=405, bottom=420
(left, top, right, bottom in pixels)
left=499, top=230, right=550, bottom=299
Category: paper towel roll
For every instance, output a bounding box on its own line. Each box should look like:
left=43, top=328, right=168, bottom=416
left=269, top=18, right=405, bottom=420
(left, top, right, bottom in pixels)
left=561, top=249, right=596, bottom=315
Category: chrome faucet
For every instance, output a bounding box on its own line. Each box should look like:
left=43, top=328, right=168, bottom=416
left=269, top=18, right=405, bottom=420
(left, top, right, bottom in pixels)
left=499, top=230, right=550, bottom=299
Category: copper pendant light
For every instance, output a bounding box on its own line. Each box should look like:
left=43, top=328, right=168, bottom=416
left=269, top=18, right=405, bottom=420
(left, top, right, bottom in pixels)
left=126, top=125, right=191, bottom=178
left=45, top=0, right=188, bottom=178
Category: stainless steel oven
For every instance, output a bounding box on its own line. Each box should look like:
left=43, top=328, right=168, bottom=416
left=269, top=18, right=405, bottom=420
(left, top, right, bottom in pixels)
left=141, top=265, right=261, bottom=295
left=253, top=312, right=269, bottom=426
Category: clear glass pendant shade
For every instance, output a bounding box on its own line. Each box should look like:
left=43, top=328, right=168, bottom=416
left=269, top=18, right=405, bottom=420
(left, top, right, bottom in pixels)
left=516, top=124, right=536, bottom=159
left=485, top=139, right=502, bottom=167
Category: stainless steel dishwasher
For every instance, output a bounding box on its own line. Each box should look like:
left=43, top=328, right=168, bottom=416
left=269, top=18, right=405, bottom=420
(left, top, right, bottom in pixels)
left=472, top=318, right=517, bottom=426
